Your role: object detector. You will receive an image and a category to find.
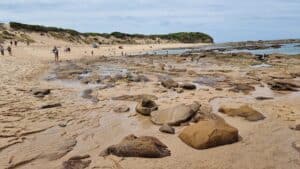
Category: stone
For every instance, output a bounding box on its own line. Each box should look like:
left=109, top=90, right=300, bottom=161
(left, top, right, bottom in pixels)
left=179, top=119, right=239, bottom=149
left=292, top=141, right=300, bottom=152
left=255, top=96, right=274, bottom=100
left=31, top=88, right=51, bottom=98
left=100, top=135, right=171, bottom=158
left=229, top=83, right=255, bottom=94
left=128, top=74, right=150, bottom=82
left=112, top=94, right=158, bottom=102
left=180, top=83, right=196, bottom=90
left=161, top=78, right=179, bottom=89
left=113, top=105, right=130, bottom=113
left=218, top=105, right=265, bottom=121
left=268, top=80, right=300, bottom=91
left=151, top=102, right=201, bottom=126
left=81, top=89, right=93, bottom=99
left=40, top=103, right=62, bottom=109
left=289, top=120, right=300, bottom=131
left=62, top=155, right=91, bottom=169
left=136, top=99, right=158, bottom=116
left=159, top=124, right=175, bottom=134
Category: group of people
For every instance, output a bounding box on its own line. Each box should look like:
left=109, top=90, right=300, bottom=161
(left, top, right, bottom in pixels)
left=0, top=44, right=12, bottom=56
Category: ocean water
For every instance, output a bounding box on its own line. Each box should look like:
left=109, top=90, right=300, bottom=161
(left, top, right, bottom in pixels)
left=150, top=43, right=300, bottom=55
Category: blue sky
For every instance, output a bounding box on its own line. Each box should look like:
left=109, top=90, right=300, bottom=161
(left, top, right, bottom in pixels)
left=0, top=0, right=300, bottom=42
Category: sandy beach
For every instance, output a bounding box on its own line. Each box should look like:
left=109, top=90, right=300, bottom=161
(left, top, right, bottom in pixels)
left=0, top=33, right=300, bottom=169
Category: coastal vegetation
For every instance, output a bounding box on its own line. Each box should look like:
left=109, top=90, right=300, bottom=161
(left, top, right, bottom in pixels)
left=9, top=22, right=213, bottom=44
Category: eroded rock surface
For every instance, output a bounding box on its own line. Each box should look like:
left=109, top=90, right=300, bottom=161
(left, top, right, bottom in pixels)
left=219, top=105, right=265, bottom=121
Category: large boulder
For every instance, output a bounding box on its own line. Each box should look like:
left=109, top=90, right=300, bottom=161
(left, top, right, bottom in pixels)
left=100, top=135, right=171, bottom=158
left=161, top=78, right=179, bottom=89
left=136, top=99, right=158, bottom=116
left=151, top=102, right=201, bottom=126
left=179, top=119, right=239, bottom=149
left=218, top=105, right=265, bottom=121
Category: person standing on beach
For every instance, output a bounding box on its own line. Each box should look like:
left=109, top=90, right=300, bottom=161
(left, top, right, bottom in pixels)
left=7, top=46, right=12, bottom=56
left=14, top=41, right=18, bottom=47
left=0, top=45, right=4, bottom=56
left=52, top=46, right=59, bottom=62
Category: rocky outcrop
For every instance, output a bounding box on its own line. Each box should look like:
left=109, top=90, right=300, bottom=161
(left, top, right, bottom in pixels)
left=31, top=88, right=51, bottom=98
left=136, top=99, right=158, bottom=116
left=179, top=119, right=239, bottom=149
left=268, top=80, right=300, bottom=91
left=218, top=105, right=265, bottom=121
left=151, top=102, right=201, bottom=126
left=229, top=83, right=255, bottom=94
left=100, top=135, right=171, bottom=158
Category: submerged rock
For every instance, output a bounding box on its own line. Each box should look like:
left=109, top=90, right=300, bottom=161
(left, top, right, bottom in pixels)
left=151, top=102, right=201, bottom=126
left=159, top=124, right=175, bottom=134
left=218, top=105, right=265, bottom=121
left=179, top=119, right=239, bottom=149
left=100, top=135, right=171, bottom=158
left=136, top=99, right=158, bottom=116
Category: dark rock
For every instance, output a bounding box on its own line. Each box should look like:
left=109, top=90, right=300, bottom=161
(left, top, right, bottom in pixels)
left=289, top=120, right=300, bottom=131
left=179, top=119, right=239, bottom=149
left=159, top=124, right=175, bottom=134
left=180, top=83, right=196, bottom=90
left=40, top=103, right=62, bottom=109
left=219, top=105, right=265, bottom=121
left=136, top=99, right=158, bottom=116
left=31, top=88, right=51, bottom=98
left=100, top=135, right=171, bottom=158
left=255, top=96, right=274, bottom=100
left=268, top=80, right=300, bottom=91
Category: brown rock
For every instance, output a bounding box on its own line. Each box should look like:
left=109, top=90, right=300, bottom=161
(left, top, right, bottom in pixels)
left=229, top=83, right=255, bottom=94
left=179, top=119, right=239, bottom=149
left=113, top=105, right=130, bottom=113
left=151, top=102, right=201, bottom=126
left=218, top=105, right=265, bottom=121
left=62, top=155, right=91, bottom=169
left=136, top=99, right=158, bottom=116
left=159, top=124, right=175, bottom=134
left=100, top=135, right=171, bottom=158
left=161, top=78, right=179, bottom=89
left=112, top=94, right=158, bottom=102
left=180, top=83, right=197, bottom=90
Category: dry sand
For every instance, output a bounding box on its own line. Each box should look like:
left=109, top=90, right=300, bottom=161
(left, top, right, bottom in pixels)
left=0, top=37, right=300, bottom=169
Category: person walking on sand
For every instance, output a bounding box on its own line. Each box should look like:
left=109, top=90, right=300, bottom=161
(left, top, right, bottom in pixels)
left=0, top=45, right=4, bottom=56
left=52, top=46, right=59, bottom=62
left=7, top=46, right=12, bottom=56
left=14, top=41, right=18, bottom=47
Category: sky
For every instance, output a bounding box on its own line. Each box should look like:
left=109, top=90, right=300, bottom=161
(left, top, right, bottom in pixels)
left=0, top=0, right=300, bottom=42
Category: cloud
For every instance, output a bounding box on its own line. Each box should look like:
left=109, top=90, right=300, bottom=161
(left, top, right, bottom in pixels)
left=0, top=0, right=299, bottom=42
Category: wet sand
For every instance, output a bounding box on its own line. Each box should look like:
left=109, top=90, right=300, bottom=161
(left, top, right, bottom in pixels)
left=0, top=40, right=300, bottom=169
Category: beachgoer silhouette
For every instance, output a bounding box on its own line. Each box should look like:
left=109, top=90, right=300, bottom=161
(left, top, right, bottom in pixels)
left=7, top=46, right=12, bottom=56
left=14, top=41, right=18, bottom=46
left=0, top=45, right=4, bottom=56
left=52, top=46, right=59, bottom=62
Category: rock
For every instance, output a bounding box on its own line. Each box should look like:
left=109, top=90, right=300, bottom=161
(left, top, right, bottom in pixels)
left=292, top=141, right=300, bottom=152
left=289, top=120, right=300, bottom=131
left=31, top=88, right=51, bottom=98
left=62, top=155, right=91, bottom=169
left=112, top=94, right=158, bottom=102
left=180, top=83, right=196, bottom=90
left=169, top=68, right=187, bottom=73
left=128, top=74, right=150, bottom=82
left=219, top=105, right=265, bottom=121
left=80, top=74, right=101, bottom=84
left=81, top=89, right=93, bottom=99
left=40, top=103, right=62, bottom=109
left=176, top=88, right=184, bottom=93
left=136, top=99, right=158, bottom=116
left=151, top=102, right=201, bottom=126
left=229, top=83, right=255, bottom=94
left=159, top=124, right=175, bottom=134
left=179, top=119, right=239, bottom=149
left=255, top=96, right=274, bottom=100
left=100, top=135, right=171, bottom=158
left=113, top=105, right=130, bottom=113
left=268, top=80, right=299, bottom=91
left=161, top=78, right=179, bottom=89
